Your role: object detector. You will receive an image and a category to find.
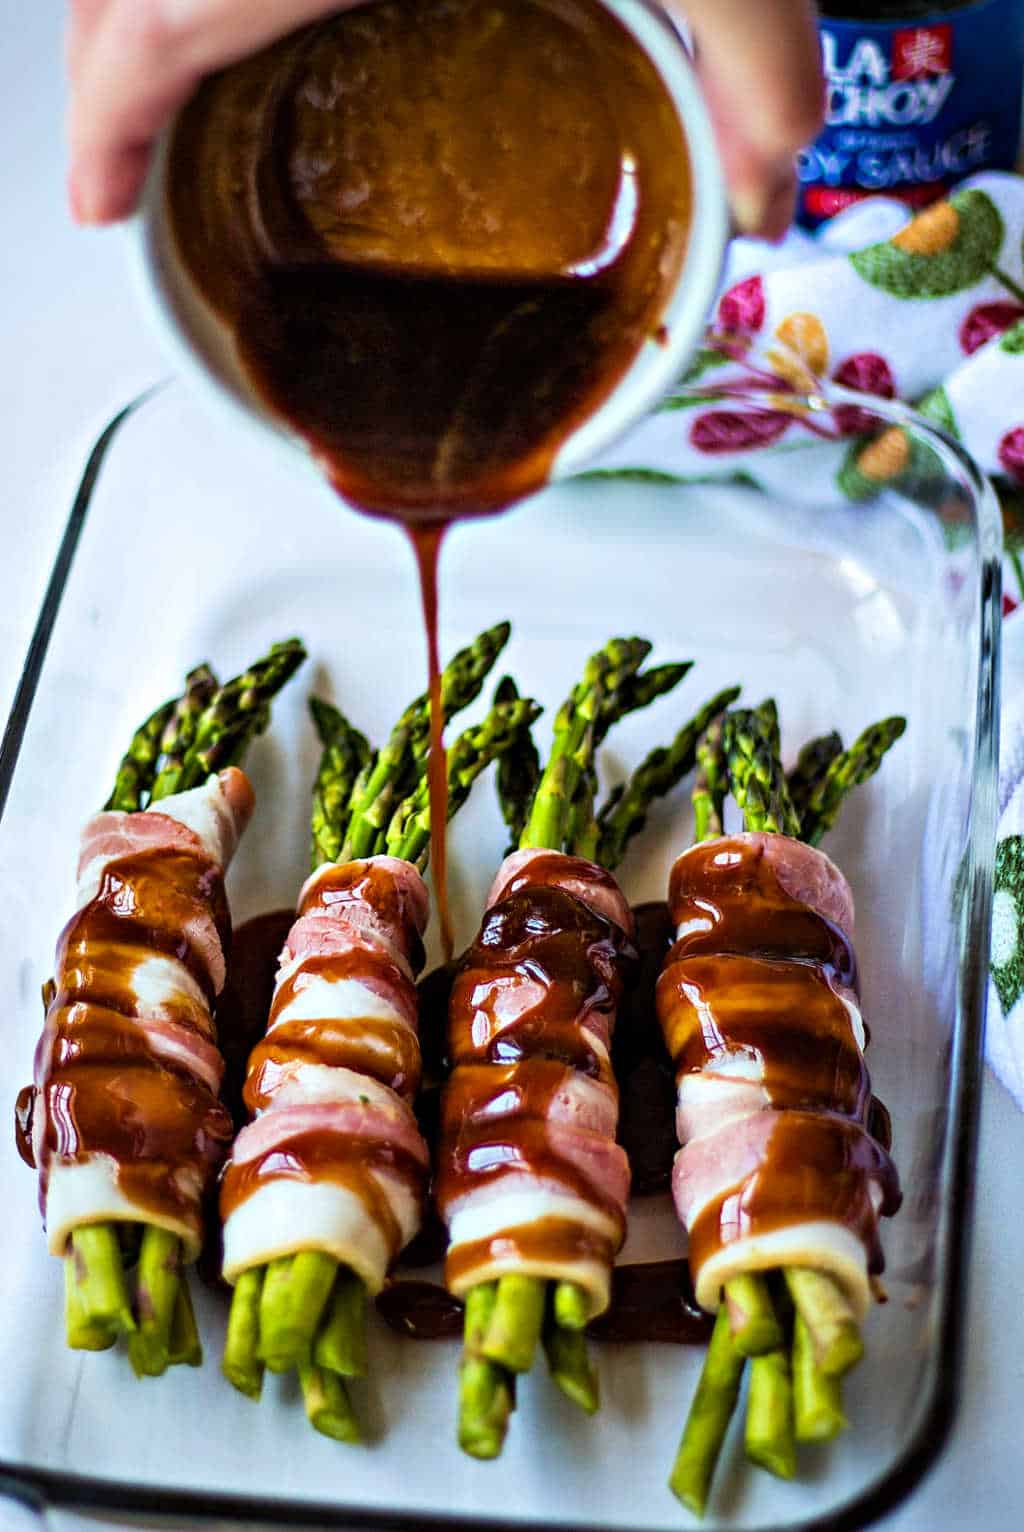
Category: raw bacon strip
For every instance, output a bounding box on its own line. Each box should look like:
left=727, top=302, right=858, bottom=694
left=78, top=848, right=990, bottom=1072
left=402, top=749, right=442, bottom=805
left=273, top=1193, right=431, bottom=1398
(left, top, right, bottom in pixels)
left=220, top=856, right=431, bottom=1295
left=437, top=850, right=635, bottom=1319
left=656, top=833, right=900, bottom=1315
left=32, top=770, right=252, bottom=1259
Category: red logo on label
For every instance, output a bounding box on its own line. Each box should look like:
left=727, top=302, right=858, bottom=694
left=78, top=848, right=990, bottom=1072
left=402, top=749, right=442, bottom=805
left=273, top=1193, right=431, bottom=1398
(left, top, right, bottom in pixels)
left=892, top=24, right=953, bottom=79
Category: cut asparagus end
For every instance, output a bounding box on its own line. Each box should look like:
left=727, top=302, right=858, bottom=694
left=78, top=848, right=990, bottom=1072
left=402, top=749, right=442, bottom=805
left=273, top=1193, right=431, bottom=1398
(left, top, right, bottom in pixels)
left=458, top=1357, right=514, bottom=1458
left=542, top=1318, right=599, bottom=1414
left=168, top=1277, right=203, bottom=1368
left=552, top=1280, right=590, bottom=1333
left=314, top=1267, right=368, bottom=1378
left=128, top=1226, right=181, bottom=1377
left=745, top=1348, right=797, bottom=1480
left=69, top=1224, right=136, bottom=1338
left=299, top=1361, right=363, bottom=1443
left=258, top=1251, right=338, bottom=1372
left=724, top=1274, right=784, bottom=1358
left=64, top=1256, right=117, bottom=1351
left=792, top=1312, right=847, bottom=1442
left=458, top=1283, right=513, bottom=1459
left=784, top=1268, right=864, bottom=1379
left=222, top=1266, right=265, bottom=1400
left=668, top=1306, right=745, bottom=1518
left=481, top=1274, right=546, bottom=1374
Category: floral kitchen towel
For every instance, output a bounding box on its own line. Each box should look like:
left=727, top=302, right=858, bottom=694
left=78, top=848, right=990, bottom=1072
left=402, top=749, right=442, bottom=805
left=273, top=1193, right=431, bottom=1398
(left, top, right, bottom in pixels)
left=590, top=171, right=1024, bottom=569
left=589, top=170, right=1024, bottom=1102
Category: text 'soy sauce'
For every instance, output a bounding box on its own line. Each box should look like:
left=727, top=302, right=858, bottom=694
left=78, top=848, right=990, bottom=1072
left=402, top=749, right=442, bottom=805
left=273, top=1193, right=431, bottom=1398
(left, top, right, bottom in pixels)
left=167, top=0, right=692, bottom=941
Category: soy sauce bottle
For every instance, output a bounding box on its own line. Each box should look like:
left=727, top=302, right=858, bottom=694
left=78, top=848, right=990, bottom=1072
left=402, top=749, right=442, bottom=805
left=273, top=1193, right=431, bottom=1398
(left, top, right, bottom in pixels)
left=796, top=0, right=1024, bottom=226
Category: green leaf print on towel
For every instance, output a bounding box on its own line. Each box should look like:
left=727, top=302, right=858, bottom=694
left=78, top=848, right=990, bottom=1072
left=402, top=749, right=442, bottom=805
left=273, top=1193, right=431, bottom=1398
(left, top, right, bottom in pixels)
left=850, top=191, right=1004, bottom=301
left=992, top=835, right=1024, bottom=1016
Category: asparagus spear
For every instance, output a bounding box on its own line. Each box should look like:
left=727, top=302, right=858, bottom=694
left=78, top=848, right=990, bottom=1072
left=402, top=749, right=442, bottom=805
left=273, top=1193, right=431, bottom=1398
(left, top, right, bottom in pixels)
left=128, top=1226, right=181, bottom=1377
left=669, top=1306, right=745, bottom=1516
left=724, top=1272, right=784, bottom=1358
left=463, top=639, right=695, bottom=1449
left=309, top=697, right=372, bottom=869
left=671, top=699, right=904, bottom=1506
left=314, top=1267, right=369, bottom=1378
left=222, top=1267, right=265, bottom=1400
left=176, top=639, right=307, bottom=791
left=801, top=717, right=907, bottom=847
left=723, top=705, right=801, bottom=838
left=259, top=1251, right=339, bottom=1373
left=493, top=676, right=541, bottom=852
left=792, top=1312, right=846, bottom=1443
left=458, top=1283, right=514, bottom=1459
left=299, top=1361, right=363, bottom=1443
left=784, top=1268, right=863, bottom=1378
left=745, top=1347, right=797, bottom=1480
left=543, top=1307, right=600, bottom=1414
left=148, top=663, right=220, bottom=802
left=226, top=629, right=527, bottom=1441
left=67, top=643, right=304, bottom=1368
left=786, top=730, right=842, bottom=830
left=104, top=696, right=178, bottom=812
left=385, top=697, right=543, bottom=868
left=598, top=686, right=741, bottom=868
left=342, top=622, right=511, bottom=858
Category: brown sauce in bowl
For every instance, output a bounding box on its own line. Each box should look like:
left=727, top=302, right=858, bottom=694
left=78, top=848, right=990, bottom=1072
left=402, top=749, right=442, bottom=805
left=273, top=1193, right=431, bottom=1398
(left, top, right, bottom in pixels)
left=167, top=0, right=691, bottom=519
left=166, top=0, right=693, bottom=922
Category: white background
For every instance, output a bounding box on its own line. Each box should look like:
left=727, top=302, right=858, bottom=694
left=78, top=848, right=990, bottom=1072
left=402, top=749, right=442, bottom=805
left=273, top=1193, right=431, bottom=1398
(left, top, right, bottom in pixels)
left=1, top=5, right=1022, bottom=1530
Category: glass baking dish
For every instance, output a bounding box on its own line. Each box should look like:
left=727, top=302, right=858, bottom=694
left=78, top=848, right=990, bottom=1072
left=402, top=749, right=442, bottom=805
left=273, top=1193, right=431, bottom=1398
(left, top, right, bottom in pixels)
left=0, top=380, right=1001, bottom=1531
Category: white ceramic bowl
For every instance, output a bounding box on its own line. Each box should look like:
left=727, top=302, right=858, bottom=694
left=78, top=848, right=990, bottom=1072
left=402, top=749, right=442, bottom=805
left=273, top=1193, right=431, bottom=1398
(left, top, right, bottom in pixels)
left=128, top=0, right=729, bottom=492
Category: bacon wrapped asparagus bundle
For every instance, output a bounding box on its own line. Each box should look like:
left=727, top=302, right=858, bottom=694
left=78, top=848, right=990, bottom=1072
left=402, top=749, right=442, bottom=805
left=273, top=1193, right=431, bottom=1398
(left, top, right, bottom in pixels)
left=438, top=640, right=738, bottom=1458
left=659, top=704, right=906, bottom=1515
left=20, top=641, right=306, bottom=1374
left=220, top=624, right=541, bottom=1440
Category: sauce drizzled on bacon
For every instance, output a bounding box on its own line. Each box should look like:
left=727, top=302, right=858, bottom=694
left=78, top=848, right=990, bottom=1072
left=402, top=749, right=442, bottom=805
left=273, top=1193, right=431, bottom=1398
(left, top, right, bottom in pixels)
left=30, top=838, right=236, bottom=1242
left=657, top=834, right=901, bottom=1308
left=436, top=853, right=635, bottom=1312
left=218, top=857, right=431, bottom=1292
left=214, top=898, right=712, bottom=1343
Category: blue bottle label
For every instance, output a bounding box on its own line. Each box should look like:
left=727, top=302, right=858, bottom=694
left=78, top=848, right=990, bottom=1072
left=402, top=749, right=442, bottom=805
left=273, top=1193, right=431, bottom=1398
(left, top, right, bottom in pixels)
left=797, top=0, right=1024, bottom=226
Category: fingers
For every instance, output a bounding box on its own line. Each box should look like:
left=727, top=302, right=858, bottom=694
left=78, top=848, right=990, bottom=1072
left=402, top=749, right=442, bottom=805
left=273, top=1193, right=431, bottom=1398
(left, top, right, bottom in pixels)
left=668, top=0, right=824, bottom=239
left=67, top=0, right=361, bottom=224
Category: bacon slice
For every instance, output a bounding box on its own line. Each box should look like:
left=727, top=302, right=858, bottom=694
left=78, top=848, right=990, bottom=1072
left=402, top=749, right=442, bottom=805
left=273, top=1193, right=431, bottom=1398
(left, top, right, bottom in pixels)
left=33, top=770, right=252, bottom=1259
left=220, top=856, right=431, bottom=1293
left=437, top=850, right=634, bottom=1318
left=656, top=833, right=900, bottom=1315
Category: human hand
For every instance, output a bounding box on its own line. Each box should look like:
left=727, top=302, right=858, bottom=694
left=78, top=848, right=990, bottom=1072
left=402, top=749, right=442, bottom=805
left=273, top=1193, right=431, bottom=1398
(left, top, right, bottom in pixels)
left=67, top=0, right=823, bottom=240
left=669, top=0, right=824, bottom=239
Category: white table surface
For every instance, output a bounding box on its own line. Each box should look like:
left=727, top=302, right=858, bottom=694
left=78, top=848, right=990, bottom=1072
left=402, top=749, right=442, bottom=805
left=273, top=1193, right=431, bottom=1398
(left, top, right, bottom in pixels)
left=2, top=7, right=1022, bottom=1531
